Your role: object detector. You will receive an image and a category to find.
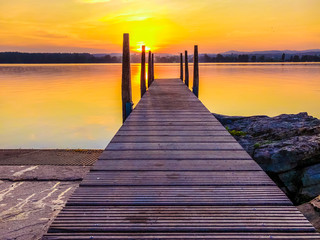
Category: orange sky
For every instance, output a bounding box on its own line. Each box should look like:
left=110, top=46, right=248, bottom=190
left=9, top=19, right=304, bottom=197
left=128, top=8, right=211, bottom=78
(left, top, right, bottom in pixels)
left=0, top=0, right=319, bottom=54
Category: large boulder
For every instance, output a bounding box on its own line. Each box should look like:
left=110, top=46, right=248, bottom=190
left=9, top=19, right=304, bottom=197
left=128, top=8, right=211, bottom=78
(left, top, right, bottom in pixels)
left=214, top=112, right=320, bottom=204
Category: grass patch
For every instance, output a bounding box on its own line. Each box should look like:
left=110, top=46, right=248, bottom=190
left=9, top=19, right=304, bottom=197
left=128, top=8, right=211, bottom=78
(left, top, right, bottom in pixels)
left=254, top=140, right=275, bottom=149
left=263, top=140, right=274, bottom=145
left=254, top=143, right=261, bottom=149
left=226, top=126, right=247, bottom=137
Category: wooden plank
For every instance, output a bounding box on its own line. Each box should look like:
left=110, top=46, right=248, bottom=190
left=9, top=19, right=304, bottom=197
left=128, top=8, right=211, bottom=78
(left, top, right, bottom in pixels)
left=136, top=98, right=203, bottom=103
left=132, top=110, right=211, bottom=114
left=110, top=135, right=237, bottom=143
left=126, top=112, right=214, bottom=117
left=72, top=185, right=287, bottom=193
left=131, top=112, right=212, bottom=115
left=81, top=171, right=275, bottom=186
left=91, top=159, right=262, bottom=171
left=67, top=192, right=291, bottom=206
left=106, top=142, right=243, bottom=150
left=126, top=117, right=215, bottom=121
left=133, top=109, right=210, bottom=112
left=48, top=226, right=315, bottom=234
left=120, top=125, right=226, bottom=131
left=126, top=118, right=217, bottom=122
left=135, top=102, right=204, bottom=105
left=134, top=106, right=210, bottom=110
left=133, top=105, right=209, bottom=110
left=115, top=131, right=231, bottom=136
left=55, top=205, right=308, bottom=214
left=99, top=150, right=251, bottom=160
left=43, top=233, right=320, bottom=240
left=139, top=98, right=200, bottom=101
left=66, top=200, right=291, bottom=207
left=122, top=121, right=223, bottom=126
left=57, top=206, right=305, bottom=215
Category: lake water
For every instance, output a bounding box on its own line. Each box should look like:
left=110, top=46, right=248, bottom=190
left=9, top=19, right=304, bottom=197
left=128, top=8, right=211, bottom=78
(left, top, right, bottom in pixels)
left=1, top=63, right=319, bottom=149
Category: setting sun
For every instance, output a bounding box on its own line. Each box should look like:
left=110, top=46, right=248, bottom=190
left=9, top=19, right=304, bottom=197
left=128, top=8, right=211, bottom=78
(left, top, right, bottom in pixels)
left=1, top=0, right=318, bottom=53
left=136, top=43, right=151, bottom=52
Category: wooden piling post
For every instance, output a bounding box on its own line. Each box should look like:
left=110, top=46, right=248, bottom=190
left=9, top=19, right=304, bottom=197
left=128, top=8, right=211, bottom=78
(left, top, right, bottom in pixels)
left=185, top=50, right=189, bottom=87
left=148, top=51, right=152, bottom=88
left=193, top=45, right=199, bottom=97
left=121, top=33, right=133, bottom=123
left=180, top=53, right=183, bottom=81
left=140, top=45, right=146, bottom=97
left=152, top=53, right=155, bottom=83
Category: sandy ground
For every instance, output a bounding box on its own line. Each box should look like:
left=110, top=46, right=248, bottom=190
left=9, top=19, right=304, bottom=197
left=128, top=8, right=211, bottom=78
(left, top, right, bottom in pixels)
left=298, top=197, right=320, bottom=230
left=0, top=150, right=97, bottom=240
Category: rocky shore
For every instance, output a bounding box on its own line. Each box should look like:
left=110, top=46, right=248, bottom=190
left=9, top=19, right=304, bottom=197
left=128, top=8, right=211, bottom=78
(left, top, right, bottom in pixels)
left=214, top=112, right=320, bottom=229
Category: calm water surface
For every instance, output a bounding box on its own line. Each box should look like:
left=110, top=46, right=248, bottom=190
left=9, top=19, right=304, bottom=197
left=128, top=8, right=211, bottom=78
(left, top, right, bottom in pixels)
left=1, top=63, right=319, bottom=148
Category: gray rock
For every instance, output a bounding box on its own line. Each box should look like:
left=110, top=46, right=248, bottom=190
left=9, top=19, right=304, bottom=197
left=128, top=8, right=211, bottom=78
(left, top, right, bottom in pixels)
left=302, top=164, right=320, bottom=186
left=278, top=169, right=299, bottom=193
left=254, top=135, right=320, bottom=173
left=214, top=112, right=320, bottom=205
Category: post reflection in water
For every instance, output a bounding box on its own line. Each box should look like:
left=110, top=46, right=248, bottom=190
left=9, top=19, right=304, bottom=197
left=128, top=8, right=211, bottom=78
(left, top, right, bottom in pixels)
left=0, top=63, right=319, bottom=149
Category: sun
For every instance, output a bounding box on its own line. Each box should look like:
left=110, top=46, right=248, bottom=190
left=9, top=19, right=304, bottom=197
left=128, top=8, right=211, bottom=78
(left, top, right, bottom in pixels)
left=136, top=43, right=151, bottom=52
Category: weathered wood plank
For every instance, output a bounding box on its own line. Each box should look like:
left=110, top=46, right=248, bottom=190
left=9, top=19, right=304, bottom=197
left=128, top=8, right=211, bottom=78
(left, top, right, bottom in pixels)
left=134, top=104, right=209, bottom=110
left=43, top=233, right=320, bottom=240
left=99, top=150, right=251, bottom=160
left=131, top=111, right=211, bottom=115
left=81, top=170, right=275, bottom=186
left=126, top=116, right=215, bottom=121
left=91, top=159, right=262, bottom=171
left=122, top=121, right=222, bottom=126
left=121, top=124, right=224, bottom=129
left=110, top=135, right=236, bottom=142
left=125, top=112, right=214, bottom=117
left=115, top=130, right=231, bottom=136
left=133, top=109, right=210, bottom=112
left=106, top=142, right=243, bottom=150
left=54, top=205, right=308, bottom=214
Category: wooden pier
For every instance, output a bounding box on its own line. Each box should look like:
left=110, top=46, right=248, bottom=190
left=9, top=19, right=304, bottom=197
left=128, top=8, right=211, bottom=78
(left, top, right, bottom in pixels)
left=44, top=77, right=320, bottom=239
left=43, top=33, right=320, bottom=239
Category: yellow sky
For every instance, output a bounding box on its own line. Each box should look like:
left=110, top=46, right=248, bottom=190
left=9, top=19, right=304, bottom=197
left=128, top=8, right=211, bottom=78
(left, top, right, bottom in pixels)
left=0, top=0, right=319, bottom=53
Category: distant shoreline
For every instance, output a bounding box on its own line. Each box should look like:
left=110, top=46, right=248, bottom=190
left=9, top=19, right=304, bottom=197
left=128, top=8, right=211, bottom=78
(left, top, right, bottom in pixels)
left=1, top=51, right=319, bottom=64
left=1, top=62, right=320, bottom=64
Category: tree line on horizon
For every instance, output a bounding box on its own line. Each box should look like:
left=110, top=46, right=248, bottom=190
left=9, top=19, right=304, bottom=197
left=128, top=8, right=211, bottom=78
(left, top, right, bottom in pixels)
left=200, top=53, right=320, bottom=63
left=0, top=52, right=121, bottom=63
left=155, top=53, right=320, bottom=63
left=1, top=52, right=319, bottom=63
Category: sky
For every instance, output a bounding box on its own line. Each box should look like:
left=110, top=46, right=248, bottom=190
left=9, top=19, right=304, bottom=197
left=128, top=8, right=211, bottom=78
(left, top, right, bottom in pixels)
left=0, top=0, right=319, bottom=54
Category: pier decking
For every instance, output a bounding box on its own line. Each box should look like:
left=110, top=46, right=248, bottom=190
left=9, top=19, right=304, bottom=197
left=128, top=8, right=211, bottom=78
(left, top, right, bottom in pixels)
left=44, top=78, right=320, bottom=239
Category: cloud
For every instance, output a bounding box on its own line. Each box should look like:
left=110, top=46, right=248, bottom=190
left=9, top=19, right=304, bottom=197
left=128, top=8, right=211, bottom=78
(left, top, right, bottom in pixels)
left=77, top=0, right=137, bottom=4
left=33, top=30, right=69, bottom=39
left=100, top=12, right=151, bottom=23
left=79, top=0, right=111, bottom=3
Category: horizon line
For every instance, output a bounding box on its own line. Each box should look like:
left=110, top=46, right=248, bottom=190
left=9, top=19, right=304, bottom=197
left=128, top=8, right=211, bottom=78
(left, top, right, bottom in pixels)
left=1, top=48, right=320, bottom=55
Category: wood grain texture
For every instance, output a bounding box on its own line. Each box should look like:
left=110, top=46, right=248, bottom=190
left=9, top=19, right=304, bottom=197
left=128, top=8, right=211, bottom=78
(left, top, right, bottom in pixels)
left=91, top=159, right=262, bottom=171
left=106, top=142, right=243, bottom=150
left=110, top=135, right=237, bottom=143
left=99, top=150, right=252, bottom=160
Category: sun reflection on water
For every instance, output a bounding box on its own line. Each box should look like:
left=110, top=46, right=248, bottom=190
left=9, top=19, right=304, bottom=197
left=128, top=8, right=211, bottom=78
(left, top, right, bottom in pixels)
left=0, top=63, right=319, bottom=149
